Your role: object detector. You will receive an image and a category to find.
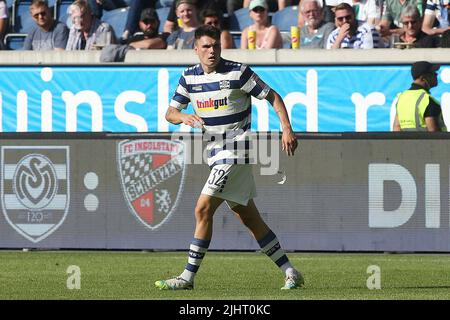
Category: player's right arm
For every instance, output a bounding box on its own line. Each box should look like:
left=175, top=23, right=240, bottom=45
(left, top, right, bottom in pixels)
left=165, top=106, right=204, bottom=127
left=166, top=71, right=205, bottom=128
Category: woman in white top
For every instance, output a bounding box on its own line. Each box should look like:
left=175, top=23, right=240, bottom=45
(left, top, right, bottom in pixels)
left=241, top=0, right=283, bottom=49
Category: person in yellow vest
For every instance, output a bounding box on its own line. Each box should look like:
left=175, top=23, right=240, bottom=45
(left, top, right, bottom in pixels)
left=393, top=61, right=445, bottom=132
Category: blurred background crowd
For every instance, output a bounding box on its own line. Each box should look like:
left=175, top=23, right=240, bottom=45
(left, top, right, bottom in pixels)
left=0, top=0, right=449, bottom=52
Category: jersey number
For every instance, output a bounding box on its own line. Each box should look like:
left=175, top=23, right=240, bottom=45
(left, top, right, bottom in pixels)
left=208, top=168, right=227, bottom=187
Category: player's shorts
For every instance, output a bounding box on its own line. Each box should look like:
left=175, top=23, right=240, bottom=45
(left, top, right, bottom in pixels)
left=201, top=164, right=257, bottom=208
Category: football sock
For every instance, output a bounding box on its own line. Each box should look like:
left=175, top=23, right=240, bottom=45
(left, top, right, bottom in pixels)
left=258, top=230, right=294, bottom=275
left=180, top=238, right=210, bottom=283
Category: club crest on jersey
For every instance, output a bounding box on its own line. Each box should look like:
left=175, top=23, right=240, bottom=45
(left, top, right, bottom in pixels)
left=1, top=146, right=70, bottom=243
left=219, top=80, right=230, bottom=90
left=117, top=139, right=186, bottom=230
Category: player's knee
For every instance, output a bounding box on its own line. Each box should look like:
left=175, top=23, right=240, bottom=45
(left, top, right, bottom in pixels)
left=195, top=204, right=213, bottom=222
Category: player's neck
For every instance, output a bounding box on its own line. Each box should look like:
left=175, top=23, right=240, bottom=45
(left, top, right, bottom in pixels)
left=202, top=64, right=216, bottom=74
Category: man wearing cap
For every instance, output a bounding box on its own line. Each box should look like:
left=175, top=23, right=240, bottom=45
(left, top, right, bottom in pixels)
left=127, top=8, right=167, bottom=49
left=241, top=0, right=283, bottom=49
left=393, top=61, right=446, bottom=131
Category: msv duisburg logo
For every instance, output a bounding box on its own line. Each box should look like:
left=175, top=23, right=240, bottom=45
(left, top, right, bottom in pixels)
left=1, top=146, right=70, bottom=243
left=117, top=139, right=186, bottom=230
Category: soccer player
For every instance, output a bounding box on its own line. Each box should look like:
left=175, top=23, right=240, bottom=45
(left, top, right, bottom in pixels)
left=154, top=24, right=303, bottom=290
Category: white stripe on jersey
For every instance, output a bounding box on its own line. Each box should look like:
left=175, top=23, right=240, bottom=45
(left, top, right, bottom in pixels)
left=169, top=58, right=270, bottom=167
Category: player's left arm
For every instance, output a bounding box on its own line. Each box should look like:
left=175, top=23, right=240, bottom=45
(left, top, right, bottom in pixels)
left=265, top=89, right=298, bottom=156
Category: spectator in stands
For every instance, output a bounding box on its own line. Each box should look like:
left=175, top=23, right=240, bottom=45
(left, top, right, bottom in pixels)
left=299, top=0, right=338, bottom=28
left=163, top=0, right=226, bottom=33
left=379, top=0, right=424, bottom=38
left=100, top=6, right=166, bottom=62
left=243, top=0, right=293, bottom=11
left=304, top=0, right=379, bottom=26
left=326, top=2, right=381, bottom=48
left=344, top=0, right=379, bottom=25
left=23, top=0, right=69, bottom=50
left=88, top=0, right=129, bottom=19
left=127, top=7, right=167, bottom=49
left=66, top=0, right=117, bottom=50
left=0, top=0, right=9, bottom=50
left=200, top=7, right=235, bottom=48
left=121, top=0, right=157, bottom=40
left=421, top=0, right=450, bottom=36
left=299, top=0, right=335, bottom=48
left=241, top=0, right=283, bottom=49
left=166, top=0, right=199, bottom=49
left=398, top=4, right=439, bottom=47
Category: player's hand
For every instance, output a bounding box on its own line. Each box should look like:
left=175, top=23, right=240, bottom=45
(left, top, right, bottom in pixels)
left=338, top=23, right=351, bottom=40
left=181, top=114, right=205, bottom=128
left=282, top=128, right=298, bottom=156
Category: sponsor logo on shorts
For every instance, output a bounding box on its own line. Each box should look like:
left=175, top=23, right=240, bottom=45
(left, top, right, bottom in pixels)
left=117, top=139, right=186, bottom=230
left=1, top=146, right=70, bottom=243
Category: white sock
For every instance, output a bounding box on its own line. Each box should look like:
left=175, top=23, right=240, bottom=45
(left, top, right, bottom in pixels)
left=282, top=264, right=296, bottom=276
left=180, top=269, right=196, bottom=283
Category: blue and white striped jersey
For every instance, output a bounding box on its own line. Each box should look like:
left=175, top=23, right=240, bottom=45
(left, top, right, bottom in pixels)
left=170, top=58, right=270, bottom=167
left=326, top=23, right=381, bottom=49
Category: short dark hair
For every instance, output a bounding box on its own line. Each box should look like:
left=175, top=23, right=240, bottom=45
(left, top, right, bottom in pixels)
left=200, top=8, right=224, bottom=26
left=194, top=24, right=221, bottom=41
left=30, top=0, right=49, bottom=8
left=334, top=2, right=354, bottom=14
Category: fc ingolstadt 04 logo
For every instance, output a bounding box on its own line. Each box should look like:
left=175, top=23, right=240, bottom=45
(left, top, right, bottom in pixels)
left=1, top=146, right=70, bottom=243
left=117, top=139, right=186, bottom=230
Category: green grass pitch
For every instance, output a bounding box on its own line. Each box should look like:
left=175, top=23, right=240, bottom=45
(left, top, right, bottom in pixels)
left=0, top=251, right=449, bottom=300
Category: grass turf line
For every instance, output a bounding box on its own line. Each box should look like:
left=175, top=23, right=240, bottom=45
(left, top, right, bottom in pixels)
left=0, top=251, right=450, bottom=299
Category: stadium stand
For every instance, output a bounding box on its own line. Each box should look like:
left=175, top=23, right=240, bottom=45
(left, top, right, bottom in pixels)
left=102, top=6, right=128, bottom=37
left=5, top=0, right=59, bottom=50
left=271, top=5, right=298, bottom=49
left=155, top=5, right=169, bottom=34
left=56, top=0, right=73, bottom=26
left=228, top=7, right=252, bottom=32
left=271, top=5, right=298, bottom=32
left=13, top=0, right=35, bottom=33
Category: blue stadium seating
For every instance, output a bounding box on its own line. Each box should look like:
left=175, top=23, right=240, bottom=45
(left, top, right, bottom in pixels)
left=231, top=31, right=241, bottom=48
left=102, top=7, right=129, bottom=37
left=4, top=33, right=27, bottom=50
left=56, top=0, right=73, bottom=26
left=156, top=6, right=170, bottom=34
left=271, top=5, right=298, bottom=32
left=228, top=7, right=252, bottom=32
left=13, top=0, right=35, bottom=33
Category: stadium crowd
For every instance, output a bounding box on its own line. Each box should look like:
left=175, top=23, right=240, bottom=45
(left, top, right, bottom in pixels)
left=0, top=0, right=449, bottom=52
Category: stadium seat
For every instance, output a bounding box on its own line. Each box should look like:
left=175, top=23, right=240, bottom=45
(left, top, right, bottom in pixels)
left=271, top=5, right=298, bottom=32
left=13, top=0, right=35, bottom=33
left=228, top=7, right=252, bottom=32
left=156, top=6, right=170, bottom=34
left=56, top=0, right=73, bottom=26
left=4, top=33, right=27, bottom=50
left=230, top=31, right=241, bottom=48
left=102, top=7, right=129, bottom=36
